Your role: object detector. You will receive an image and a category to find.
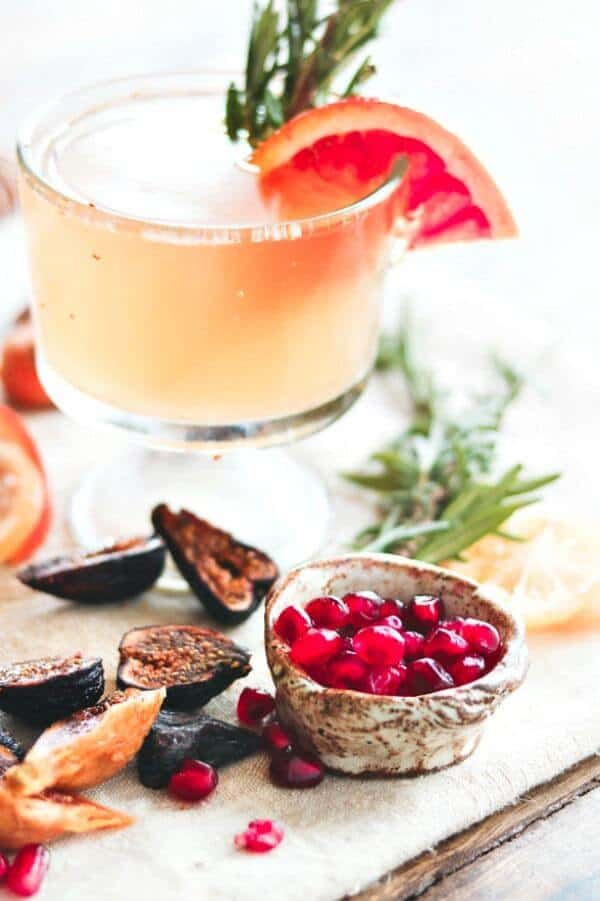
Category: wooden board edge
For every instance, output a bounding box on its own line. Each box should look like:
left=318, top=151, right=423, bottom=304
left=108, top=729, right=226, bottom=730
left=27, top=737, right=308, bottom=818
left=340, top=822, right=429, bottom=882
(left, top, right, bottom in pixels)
left=345, top=753, right=600, bottom=901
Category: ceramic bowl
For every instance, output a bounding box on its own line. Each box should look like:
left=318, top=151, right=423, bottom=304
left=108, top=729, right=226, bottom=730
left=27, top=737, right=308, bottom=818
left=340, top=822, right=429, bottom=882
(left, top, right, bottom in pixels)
left=265, top=554, right=528, bottom=776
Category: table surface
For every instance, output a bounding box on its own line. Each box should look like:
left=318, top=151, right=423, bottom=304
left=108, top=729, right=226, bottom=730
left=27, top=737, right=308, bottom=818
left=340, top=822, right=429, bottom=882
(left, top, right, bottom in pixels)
left=1, top=2, right=599, bottom=899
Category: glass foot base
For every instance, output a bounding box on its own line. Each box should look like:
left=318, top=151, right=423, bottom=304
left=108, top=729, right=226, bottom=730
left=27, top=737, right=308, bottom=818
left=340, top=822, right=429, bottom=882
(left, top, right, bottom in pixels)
left=69, top=448, right=331, bottom=591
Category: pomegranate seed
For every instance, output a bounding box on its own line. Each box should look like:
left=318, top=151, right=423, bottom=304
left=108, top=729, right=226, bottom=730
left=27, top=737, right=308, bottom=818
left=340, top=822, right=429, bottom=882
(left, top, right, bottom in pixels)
left=6, top=845, right=49, bottom=898
left=263, top=721, right=293, bottom=753
left=447, top=654, right=486, bottom=686
left=168, top=759, right=218, bottom=802
left=440, top=617, right=465, bottom=634
left=352, top=625, right=406, bottom=666
left=273, top=605, right=312, bottom=645
left=290, top=628, right=344, bottom=667
left=326, top=651, right=369, bottom=690
left=423, top=626, right=469, bottom=659
left=343, top=591, right=381, bottom=628
left=406, top=658, right=454, bottom=695
left=304, top=662, right=331, bottom=685
left=270, top=751, right=324, bottom=788
left=0, top=853, right=8, bottom=881
left=378, top=599, right=405, bottom=619
left=403, top=630, right=425, bottom=660
left=305, top=596, right=349, bottom=629
left=461, top=618, right=501, bottom=655
left=235, top=819, right=284, bottom=853
left=237, top=687, right=275, bottom=726
left=377, top=614, right=404, bottom=632
left=483, top=643, right=506, bottom=672
left=365, top=664, right=407, bottom=695
left=407, top=595, right=444, bottom=632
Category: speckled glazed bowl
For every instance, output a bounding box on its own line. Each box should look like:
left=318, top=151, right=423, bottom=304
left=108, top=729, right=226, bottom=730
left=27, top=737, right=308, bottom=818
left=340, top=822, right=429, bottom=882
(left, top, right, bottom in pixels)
left=265, top=554, right=528, bottom=776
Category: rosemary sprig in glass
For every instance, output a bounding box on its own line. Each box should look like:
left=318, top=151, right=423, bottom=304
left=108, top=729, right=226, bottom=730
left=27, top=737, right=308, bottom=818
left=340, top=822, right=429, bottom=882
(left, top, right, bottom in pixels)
left=344, top=323, right=560, bottom=563
left=226, top=0, right=397, bottom=146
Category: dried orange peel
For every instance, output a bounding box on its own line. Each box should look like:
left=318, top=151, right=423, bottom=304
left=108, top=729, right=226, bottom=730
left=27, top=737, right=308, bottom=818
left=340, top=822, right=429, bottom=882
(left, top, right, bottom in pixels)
left=446, top=509, right=600, bottom=630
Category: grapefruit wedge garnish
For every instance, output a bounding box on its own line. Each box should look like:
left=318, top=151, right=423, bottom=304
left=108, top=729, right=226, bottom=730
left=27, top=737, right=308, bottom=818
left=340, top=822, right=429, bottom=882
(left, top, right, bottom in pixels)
left=252, top=98, right=517, bottom=248
left=0, top=404, right=51, bottom=564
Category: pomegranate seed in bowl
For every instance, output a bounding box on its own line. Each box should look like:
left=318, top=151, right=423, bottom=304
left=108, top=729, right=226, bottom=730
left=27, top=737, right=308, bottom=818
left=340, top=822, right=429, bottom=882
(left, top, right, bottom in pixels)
left=352, top=625, right=406, bottom=667
left=273, top=605, right=312, bottom=644
left=462, top=618, right=501, bottom=655
left=305, top=596, right=349, bottom=629
left=342, top=591, right=381, bottom=628
left=290, top=628, right=344, bottom=667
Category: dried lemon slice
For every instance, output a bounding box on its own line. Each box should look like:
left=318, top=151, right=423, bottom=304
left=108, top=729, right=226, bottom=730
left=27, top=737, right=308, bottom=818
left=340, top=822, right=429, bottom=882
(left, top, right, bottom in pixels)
left=446, top=509, right=600, bottom=630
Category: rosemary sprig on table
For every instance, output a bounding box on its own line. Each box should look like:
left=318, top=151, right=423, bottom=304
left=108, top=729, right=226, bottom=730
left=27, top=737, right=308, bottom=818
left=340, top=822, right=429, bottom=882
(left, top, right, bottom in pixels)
left=226, top=0, right=397, bottom=145
left=345, top=324, right=560, bottom=563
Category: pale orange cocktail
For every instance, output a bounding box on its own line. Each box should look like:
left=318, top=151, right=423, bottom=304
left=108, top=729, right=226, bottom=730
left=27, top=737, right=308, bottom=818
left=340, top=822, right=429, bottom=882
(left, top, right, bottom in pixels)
left=18, top=75, right=398, bottom=439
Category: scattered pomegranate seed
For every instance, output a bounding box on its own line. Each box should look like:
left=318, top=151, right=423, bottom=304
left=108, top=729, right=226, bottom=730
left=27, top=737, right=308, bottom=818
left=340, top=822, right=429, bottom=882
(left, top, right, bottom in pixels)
left=447, top=654, right=486, bottom=686
left=237, top=687, right=276, bottom=727
left=263, top=721, right=293, bottom=753
left=6, top=845, right=49, bottom=898
left=326, top=651, right=369, bottom=689
left=0, top=852, right=8, bottom=881
left=403, top=630, right=425, bottom=660
left=365, top=664, right=407, bottom=695
left=274, top=605, right=312, bottom=645
left=270, top=751, right=324, bottom=788
left=377, top=614, right=404, bottom=632
left=305, top=595, right=349, bottom=630
left=343, top=591, right=381, bottom=628
left=168, top=759, right=218, bottom=802
left=290, top=628, right=344, bottom=667
left=235, top=819, right=284, bottom=853
left=378, top=599, right=404, bottom=619
left=423, top=626, right=469, bottom=658
left=461, top=618, right=501, bottom=655
left=406, top=658, right=454, bottom=695
left=352, top=625, right=406, bottom=666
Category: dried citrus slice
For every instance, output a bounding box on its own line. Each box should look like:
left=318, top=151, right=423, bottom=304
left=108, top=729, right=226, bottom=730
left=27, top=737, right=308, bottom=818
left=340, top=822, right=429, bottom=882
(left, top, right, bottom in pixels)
left=447, top=509, right=600, bottom=630
left=0, top=786, right=132, bottom=848
left=6, top=687, right=165, bottom=795
left=252, top=97, right=516, bottom=248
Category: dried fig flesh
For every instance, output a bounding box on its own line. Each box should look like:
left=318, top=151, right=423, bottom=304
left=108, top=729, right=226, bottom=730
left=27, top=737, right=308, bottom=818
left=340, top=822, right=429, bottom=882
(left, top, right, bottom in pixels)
left=138, top=709, right=262, bottom=788
left=5, top=687, right=165, bottom=796
left=17, top=535, right=166, bottom=604
left=0, top=786, right=132, bottom=848
left=152, top=505, right=278, bottom=624
left=0, top=654, right=104, bottom=725
left=117, top=624, right=251, bottom=708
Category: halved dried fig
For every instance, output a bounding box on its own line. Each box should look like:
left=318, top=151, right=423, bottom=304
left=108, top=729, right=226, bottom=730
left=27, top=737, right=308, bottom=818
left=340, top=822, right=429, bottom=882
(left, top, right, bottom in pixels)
left=137, top=709, right=262, bottom=788
left=0, top=728, right=24, bottom=778
left=152, top=505, right=278, bottom=624
left=0, top=785, right=132, bottom=848
left=17, top=535, right=166, bottom=604
left=117, top=624, right=251, bottom=708
left=0, top=654, right=104, bottom=725
left=5, top=687, right=165, bottom=796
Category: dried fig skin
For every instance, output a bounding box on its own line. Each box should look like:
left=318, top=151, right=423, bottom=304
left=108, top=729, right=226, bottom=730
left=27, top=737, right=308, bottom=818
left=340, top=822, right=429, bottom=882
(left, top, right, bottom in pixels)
left=152, top=505, right=278, bottom=624
left=0, top=654, right=104, bottom=725
left=5, top=687, right=165, bottom=796
left=117, top=624, right=252, bottom=709
left=17, top=535, right=166, bottom=604
left=0, top=786, right=133, bottom=848
left=137, top=709, right=262, bottom=789
left=0, top=728, right=24, bottom=779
